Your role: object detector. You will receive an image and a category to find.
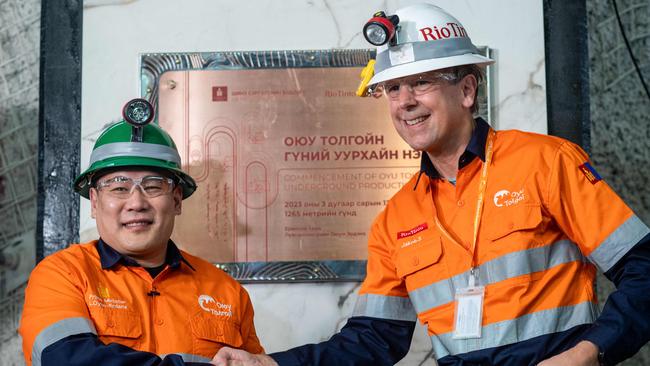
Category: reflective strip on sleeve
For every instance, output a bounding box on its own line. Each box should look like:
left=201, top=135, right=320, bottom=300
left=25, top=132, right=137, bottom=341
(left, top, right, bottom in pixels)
left=32, top=317, right=97, bottom=366
left=588, top=214, right=650, bottom=273
left=430, top=301, right=599, bottom=359
left=409, top=239, right=585, bottom=313
left=353, top=293, right=417, bottom=321
left=160, top=353, right=212, bottom=363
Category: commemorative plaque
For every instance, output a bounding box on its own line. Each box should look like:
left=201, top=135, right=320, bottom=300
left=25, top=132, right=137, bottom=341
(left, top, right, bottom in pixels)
left=141, top=50, right=491, bottom=281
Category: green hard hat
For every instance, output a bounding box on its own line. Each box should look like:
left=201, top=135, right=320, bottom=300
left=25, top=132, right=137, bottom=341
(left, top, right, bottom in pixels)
left=74, top=99, right=197, bottom=199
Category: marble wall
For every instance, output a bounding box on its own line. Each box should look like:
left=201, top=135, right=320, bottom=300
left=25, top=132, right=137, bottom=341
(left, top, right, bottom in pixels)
left=79, top=1, right=546, bottom=365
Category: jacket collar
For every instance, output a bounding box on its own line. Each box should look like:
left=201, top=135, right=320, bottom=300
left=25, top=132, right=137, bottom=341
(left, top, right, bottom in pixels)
left=415, top=117, right=490, bottom=189
left=97, top=238, right=195, bottom=271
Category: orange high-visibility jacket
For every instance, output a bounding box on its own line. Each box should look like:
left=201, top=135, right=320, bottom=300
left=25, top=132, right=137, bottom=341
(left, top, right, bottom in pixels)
left=352, top=128, right=649, bottom=360
left=20, top=241, right=263, bottom=365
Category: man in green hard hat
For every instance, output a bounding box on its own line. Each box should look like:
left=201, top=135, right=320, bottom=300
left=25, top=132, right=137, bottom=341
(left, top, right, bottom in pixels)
left=20, top=99, right=264, bottom=365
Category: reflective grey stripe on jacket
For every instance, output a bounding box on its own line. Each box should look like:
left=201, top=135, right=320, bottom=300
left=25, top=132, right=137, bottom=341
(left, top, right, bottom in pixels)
left=409, top=239, right=586, bottom=314
left=588, top=214, right=650, bottom=272
left=160, top=353, right=212, bottom=363
left=430, top=301, right=599, bottom=359
left=32, top=317, right=96, bottom=366
left=353, top=293, right=417, bottom=322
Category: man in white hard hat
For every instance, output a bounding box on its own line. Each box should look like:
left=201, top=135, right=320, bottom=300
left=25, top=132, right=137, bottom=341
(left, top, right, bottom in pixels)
left=214, top=4, right=650, bottom=366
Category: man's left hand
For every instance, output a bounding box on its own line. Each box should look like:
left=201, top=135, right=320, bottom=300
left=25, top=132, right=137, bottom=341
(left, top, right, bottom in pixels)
left=537, top=340, right=599, bottom=366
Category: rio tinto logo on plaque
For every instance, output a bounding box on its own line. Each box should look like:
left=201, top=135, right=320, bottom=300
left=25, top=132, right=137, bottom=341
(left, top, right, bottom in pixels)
left=159, top=68, right=420, bottom=263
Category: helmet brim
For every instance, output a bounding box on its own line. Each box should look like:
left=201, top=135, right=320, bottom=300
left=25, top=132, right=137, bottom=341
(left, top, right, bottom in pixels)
left=368, top=53, right=494, bottom=86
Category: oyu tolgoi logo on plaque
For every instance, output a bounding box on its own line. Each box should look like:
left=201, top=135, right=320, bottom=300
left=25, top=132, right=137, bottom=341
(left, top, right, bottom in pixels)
left=212, top=86, right=228, bottom=102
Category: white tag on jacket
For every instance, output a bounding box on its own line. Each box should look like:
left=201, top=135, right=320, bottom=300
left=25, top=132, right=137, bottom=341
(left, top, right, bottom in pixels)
left=452, top=285, right=484, bottom=339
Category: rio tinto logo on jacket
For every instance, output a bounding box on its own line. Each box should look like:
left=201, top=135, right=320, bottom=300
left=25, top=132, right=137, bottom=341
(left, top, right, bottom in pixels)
left=198, top=295, right=233, bottom=318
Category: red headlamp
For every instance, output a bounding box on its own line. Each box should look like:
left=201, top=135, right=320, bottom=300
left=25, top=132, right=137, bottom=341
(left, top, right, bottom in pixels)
left=363, top=11, right=400, bottom=46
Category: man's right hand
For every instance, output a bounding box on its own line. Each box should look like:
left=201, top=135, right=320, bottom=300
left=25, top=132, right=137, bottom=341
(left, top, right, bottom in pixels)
left=211, top=347, right=279, bottom=366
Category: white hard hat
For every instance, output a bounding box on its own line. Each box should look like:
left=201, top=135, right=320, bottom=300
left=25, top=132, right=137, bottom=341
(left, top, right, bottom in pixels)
left=367, top=4, right=494, bottom=86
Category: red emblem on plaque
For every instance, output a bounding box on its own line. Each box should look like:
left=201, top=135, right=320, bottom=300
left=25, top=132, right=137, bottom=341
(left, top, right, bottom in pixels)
left=212, top=86, right=228, bottom=102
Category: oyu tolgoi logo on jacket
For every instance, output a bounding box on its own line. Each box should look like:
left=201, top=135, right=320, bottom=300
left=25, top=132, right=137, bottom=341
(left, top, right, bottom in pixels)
left=198, top=295, right=233, bottom=317
left=493, top=189, right=525, bottom=207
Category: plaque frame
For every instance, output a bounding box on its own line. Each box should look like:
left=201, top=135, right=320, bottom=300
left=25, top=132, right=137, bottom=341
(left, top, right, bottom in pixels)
left=140, top=48, right=492, bottom=283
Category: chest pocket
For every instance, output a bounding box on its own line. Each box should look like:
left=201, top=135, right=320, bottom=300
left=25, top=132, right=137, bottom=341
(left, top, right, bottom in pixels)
left=394, top=237, right=444, bottom=289
left=190, top=311, right=243, bottom=357
left=485, top=204, right=543, bottom=242
left=89, top=308, right=142, bottom=348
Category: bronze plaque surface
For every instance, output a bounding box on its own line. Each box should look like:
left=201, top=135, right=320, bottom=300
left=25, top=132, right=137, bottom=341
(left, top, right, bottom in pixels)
left=158, top=67, right=421, bottom=263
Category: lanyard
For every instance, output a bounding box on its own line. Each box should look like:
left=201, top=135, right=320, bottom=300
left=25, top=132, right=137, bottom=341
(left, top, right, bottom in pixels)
left=432, top=129, right=495, bottom=284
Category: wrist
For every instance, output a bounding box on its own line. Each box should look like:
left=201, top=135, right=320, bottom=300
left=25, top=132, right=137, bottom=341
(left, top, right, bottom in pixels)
left=575, top=340, right=600, bottom=365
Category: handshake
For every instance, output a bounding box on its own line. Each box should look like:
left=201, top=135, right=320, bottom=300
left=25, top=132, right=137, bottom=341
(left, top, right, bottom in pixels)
left=210, top=347, right=279, bottom=366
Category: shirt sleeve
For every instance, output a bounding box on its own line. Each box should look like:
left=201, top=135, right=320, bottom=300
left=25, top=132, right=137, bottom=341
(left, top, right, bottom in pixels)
left=269, top=212, right=417, bottom=365
left=580, top=233, right=650, bottom=365
left=545, top=141, right=649, bottom=271
left=544, top=141, right=650, bottom=364
left=41, top=333, right=212, bottom=366
left=20, top=253, right=93, bottom=365
left=238, top=286, right=265, bottom=354
left=269, top=316, right=415, bottom=366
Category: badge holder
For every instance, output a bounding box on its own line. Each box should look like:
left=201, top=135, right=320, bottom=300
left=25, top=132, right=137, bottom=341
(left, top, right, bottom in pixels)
left=452, top=272, right=484, bottom=339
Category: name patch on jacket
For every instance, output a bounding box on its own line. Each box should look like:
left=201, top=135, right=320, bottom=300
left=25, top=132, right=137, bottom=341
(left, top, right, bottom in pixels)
left=88, top=294, right=128, bottom=310
left=397, top=223, right=428, bottom=239
left=579, top=162, right=602, bottom=184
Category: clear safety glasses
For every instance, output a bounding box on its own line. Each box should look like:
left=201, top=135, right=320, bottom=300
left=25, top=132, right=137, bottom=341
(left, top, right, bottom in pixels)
left=371, top=71, right=460, bottom=99
left=95, top=176, right=175, bottom=199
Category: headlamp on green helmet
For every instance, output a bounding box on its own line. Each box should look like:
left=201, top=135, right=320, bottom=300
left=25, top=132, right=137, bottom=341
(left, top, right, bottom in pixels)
left=122, top=98, right=155, bottom=142
left=74, top=98, right=197, bottom=199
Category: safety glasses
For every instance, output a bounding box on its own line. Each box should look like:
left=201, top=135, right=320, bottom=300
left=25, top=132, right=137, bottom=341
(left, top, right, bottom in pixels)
left=95, top=176, right=175, bottom=199
left=372, top=70, right=459, bottom=99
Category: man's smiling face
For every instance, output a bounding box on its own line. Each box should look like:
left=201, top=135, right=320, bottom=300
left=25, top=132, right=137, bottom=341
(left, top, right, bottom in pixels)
left=90, top=169, right=182, bottom=264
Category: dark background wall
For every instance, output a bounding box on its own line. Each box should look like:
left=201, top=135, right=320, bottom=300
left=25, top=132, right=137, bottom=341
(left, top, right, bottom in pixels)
left=0, top=0, right=39, bottom=363
left=589, top=0, right=650, bottom=365
left=589, top=0, right=650, bottom=224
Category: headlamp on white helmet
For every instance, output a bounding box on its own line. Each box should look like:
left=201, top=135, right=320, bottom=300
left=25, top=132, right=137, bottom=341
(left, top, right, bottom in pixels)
left=356, top=4, right=494, bottom=97
left=363, top=11, right=400, bottom=46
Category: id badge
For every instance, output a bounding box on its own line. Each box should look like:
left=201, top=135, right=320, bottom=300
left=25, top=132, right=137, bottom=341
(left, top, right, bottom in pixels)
left=452, top=285, right=485, bottom=339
